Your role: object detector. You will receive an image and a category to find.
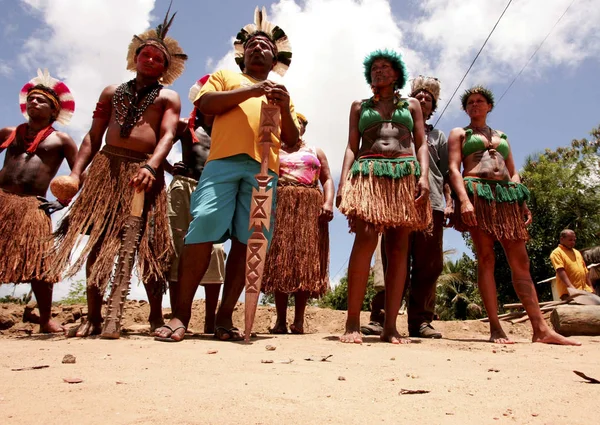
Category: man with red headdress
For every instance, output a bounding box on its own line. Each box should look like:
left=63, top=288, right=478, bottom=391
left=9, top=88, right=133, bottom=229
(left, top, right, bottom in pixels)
left=0, top=69, right=78, bottom=333
left=50, top=5, right=187, bottom=337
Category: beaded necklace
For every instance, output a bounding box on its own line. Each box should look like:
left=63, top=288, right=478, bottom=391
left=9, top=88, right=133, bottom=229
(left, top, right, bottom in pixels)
left=112, top=79, right=162, bottom=138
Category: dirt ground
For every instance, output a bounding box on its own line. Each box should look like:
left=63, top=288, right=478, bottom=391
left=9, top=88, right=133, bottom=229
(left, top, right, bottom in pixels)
left=1, top=301, right=598, bottom=425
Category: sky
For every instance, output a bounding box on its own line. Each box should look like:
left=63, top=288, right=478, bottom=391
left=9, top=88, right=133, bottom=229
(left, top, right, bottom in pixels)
left=1, top=0, right=599, bottom=303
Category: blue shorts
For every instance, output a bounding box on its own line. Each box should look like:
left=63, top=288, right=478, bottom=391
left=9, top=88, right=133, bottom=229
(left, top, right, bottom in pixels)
left=185, top=154, right=278, bottom=245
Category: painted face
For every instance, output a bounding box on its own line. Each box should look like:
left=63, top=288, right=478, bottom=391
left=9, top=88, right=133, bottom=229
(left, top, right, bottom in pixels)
left=370, top=58, right=399, bottom=88
left=135, top=45, right=168, bottom=78
left=561, top=232, right=577, bottom=249
left=414, top=90, right=433, bottom=119
left=26, top=92, right=56, bottom=121
left=243, top=35, right=276, bottom=71
left=465, top=93, right=492, bottom=118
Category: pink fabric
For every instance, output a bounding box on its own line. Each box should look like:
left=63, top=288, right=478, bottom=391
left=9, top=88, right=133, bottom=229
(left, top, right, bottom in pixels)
left=278, top=145, right=321, bottom=185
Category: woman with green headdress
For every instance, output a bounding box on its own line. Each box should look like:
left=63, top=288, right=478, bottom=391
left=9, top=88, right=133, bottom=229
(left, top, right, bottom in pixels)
left=448, top=86, right=579, bottom=346
left=337, top=49, right=431, bottom=344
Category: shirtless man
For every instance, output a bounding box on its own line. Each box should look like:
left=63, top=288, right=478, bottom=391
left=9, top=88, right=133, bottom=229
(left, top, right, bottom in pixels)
left=50, top=10, right=187, bottom=337
left=0, top=69, right=77, bottom=333
left=164, top=86, right=226, bottom=335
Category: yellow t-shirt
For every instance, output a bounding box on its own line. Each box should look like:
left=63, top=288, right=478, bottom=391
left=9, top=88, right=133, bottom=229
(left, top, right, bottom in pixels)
left=549, top=244, right=593, bottom=297
left=195, top=69, right=298, bottom=173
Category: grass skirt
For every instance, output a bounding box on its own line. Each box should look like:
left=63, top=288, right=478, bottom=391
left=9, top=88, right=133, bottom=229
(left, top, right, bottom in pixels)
left=338, top=156, right=432, bottom=233
left=262, top=184, right=329, bottom=298
left=450, top=177, right=530, bottom=241
left=0, top=190, right=58, bottom=284
left=50, top=145, right=173, bottom=294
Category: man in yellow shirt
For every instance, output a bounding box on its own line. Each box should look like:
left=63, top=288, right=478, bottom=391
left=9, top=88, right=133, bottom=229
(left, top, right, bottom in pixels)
left=550, top=229, right=594, bottom=299
left=155, top=8, right=299, bottom=342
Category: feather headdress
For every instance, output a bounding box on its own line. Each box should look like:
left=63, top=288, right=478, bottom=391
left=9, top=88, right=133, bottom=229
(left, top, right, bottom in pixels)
left=19, top=68, right=75, bottom=125
left=126, top=1, right=188, bottom=85
left=410, top=76, right=441, bottom=104
left=363, top=49, right=408, bottom=90
left=233, top=6, right=292, bottom=76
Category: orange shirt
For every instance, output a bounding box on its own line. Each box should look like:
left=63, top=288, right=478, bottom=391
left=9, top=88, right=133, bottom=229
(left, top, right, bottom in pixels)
left=549, top=244, right=593, bottom=297
left=196, top=69, right=299, bottom=173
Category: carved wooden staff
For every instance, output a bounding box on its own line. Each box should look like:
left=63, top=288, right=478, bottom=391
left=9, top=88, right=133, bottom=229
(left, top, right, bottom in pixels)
left=100, top=190, right=145, bottom=339
left=244, top=101, right=280, bottom=342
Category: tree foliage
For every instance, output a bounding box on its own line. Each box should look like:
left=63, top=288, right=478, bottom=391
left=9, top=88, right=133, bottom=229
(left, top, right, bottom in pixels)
left=318, top=271, right=377, bottom=311
left=491, top=126, right=600, bottom=304
left=436, top=253, right=483, bottom=320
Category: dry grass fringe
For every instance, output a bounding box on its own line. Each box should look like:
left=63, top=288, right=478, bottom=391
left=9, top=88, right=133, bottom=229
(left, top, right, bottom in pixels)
left=262, top=185, right=329, bottom=298
left=451, top=180, right=529, bottom=241
left=338, top=160, right=432, bottom=234
left=50, top=145, right=173, bottom=294
left=0, top=190, right=58, bottom=284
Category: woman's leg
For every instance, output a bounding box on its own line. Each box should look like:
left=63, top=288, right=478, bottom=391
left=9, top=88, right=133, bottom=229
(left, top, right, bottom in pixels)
left=340, top=219, right=379, bottom=343
left=291, top=291, right=309, bottom=334
left=271, top=291, right=289, bottom=334
left=500, top=239, right=580, bottom=345
left=381, top=226, right=412, bottom=344
left=470, top=228, right=511, bottom=343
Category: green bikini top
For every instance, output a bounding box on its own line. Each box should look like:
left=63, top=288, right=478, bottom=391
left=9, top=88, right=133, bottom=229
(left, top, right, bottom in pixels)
left=358, top=98, right=414, bottom=134
left=462, top=127, right=510, bottom=159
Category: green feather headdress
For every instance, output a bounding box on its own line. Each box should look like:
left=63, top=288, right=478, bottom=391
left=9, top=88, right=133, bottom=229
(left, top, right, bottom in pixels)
left=127, top=1, right=188, bottom=85
left=363, top=49, right=408, bottom=90
left=460, top=85, right=495, bottom=111
left=233, top=6, right=292, bottom=76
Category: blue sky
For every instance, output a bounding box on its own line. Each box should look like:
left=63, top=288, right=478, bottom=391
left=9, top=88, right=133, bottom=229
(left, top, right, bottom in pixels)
left=1, top=0, right=599, bottom=301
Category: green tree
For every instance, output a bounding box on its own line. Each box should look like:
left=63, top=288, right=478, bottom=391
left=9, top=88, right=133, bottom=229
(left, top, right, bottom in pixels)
left=61, top=280, right=87, bottom=305
left=490, top=126, right=600, bottom=305
left=318, top=270, right=376, bottom=311
left=436, top=253, right=483, bottom=320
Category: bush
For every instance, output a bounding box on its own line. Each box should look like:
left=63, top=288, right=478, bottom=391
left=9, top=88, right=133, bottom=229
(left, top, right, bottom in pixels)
left=318, top=271, right=377, bottom=311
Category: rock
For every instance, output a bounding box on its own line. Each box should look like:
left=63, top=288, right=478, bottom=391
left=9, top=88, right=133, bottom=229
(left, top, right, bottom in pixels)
left=338, top=376, right=346, bottom=381
left=72, top=310, right=83, bottom=321
left=23, top=302, right=40, bottom=324
left=61, top=306, right=74, bottom=312
left=0, top=313, right=15, bottom=330
left=62, top=354, right=76, bottom=364
left=62, top=314, right=76, bottom=325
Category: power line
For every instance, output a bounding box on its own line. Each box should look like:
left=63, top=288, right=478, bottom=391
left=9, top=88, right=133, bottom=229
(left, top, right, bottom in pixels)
left=495, top=0, right=577, bottom=106
left=433, top=0, right=513, bottom=128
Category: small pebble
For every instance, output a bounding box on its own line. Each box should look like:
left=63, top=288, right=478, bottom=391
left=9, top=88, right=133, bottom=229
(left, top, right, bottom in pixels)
left=338, top=376, right=346, bottom=381
left=207, top=349, right=218, bottom=354
left=62, top=354, right=76, bottom=364
left=265, top=345, right=276, bottom=351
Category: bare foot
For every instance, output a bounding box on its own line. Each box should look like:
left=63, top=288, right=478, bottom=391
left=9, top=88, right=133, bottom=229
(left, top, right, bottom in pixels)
left=290, top=323, right=304, bottom=335
left=66, top=320, right=102, bottom=338
left=340, top=330, right=362, bottom=344
left=533, top=330, right=581, bottom=346
left=39, top=320, right=65, bottom=334
left=269, top=320, right=288, bottom=335
left=154, top=318, right=186, bottom=342
left=489, top=328, right=514, bottom=344
left=381, top=329, right=411, bottom=345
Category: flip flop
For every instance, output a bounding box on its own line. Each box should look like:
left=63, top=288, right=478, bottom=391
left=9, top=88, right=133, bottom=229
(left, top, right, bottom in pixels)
left=360, top=321, right=383, bottom=336
left=154, top=324, right=186, bottom=342
left=214, top=326, right=245, bottom=341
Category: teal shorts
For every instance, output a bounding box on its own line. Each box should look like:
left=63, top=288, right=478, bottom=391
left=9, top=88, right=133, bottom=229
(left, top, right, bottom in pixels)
left=185, top=154, right=278, bottom=245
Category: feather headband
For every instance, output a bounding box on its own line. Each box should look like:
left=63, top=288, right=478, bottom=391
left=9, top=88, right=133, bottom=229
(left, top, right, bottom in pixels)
left=460, top=85, right=495, bottom=110
left=233, top=6, right=292, bottom=76
left=19, top=68, right=75, bottom=125
left=363, top=49, right=408, bottom=90
left=126, top=1, right=188, bottom=85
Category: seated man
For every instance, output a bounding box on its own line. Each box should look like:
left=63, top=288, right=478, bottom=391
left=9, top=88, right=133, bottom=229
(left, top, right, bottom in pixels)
left=550, top=229, right=594, bottom=299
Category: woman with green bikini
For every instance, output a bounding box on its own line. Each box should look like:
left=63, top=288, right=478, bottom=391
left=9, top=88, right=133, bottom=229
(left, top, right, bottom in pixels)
left=448, top=85, right=578, bottom=346
left=337, top=49, right=431, bottom=344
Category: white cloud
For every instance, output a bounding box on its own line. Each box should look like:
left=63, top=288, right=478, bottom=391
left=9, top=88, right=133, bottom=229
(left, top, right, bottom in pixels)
left=0, top=60, right=13, bottom=77
left=207, top=0, right=600, bottom=175
left=19, top=0, right=156, bottom=140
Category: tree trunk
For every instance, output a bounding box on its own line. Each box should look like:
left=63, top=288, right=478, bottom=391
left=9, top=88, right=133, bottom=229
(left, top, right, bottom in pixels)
left=550, top=305, right=600, bottom=336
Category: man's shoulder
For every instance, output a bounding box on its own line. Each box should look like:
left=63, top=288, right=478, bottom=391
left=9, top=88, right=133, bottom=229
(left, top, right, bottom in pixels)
left=0, top=126, right=16, bottom=138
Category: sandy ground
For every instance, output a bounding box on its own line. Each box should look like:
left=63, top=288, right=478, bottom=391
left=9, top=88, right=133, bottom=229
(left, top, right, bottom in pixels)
left=1, top=301, right=598, bottom=425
